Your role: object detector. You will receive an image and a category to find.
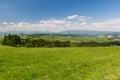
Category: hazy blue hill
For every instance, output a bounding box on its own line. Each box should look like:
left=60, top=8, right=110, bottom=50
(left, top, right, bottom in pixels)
left=0, top=31, right=50, bottom=35
left=59, top=30, right=120, bottom=36
left=0, top=30, right=120, bottom=36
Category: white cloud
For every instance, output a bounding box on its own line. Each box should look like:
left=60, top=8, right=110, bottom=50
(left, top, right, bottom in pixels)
left=39, top=18, right=68, bottom=24
left=78, top=16, right=91, bottom=21
left=0, top=15, right=120, bottom=32
left=80, top=22, right=88, bottom=25
left=2, top=22, right=8, bottom=25
left=67, top=15, right=91, bottom=21
left=10, top=22, right=14, bottom=25
left=90, top=19, right=120, bottom=31
left=67, top=15, right=78, bottom=19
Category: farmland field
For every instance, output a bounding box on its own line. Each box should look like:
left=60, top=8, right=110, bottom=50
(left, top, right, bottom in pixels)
left=0, top=45, right=120, bottom=80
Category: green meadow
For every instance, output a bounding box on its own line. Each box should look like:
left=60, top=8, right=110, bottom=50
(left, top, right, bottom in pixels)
left=0, top=45, right=120, bottom=80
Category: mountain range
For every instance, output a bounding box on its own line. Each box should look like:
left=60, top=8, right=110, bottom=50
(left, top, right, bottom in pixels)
left=0, top=30, right=120, bottom=36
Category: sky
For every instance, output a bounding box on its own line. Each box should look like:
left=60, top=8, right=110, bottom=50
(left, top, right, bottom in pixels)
left=0, top=0, right=120, bottom=32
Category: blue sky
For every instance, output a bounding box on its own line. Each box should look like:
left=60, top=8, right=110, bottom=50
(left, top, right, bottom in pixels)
left=0, top=0, right=120, bottom=22
left=0, top=0, right=120, bottom=32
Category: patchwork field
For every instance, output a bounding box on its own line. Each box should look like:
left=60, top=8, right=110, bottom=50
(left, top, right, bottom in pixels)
left=0, top=45, right=120, bottom=80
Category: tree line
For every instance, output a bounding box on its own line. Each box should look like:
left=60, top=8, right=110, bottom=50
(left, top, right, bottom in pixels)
left=2, top=34, right=70, bottom=47
left=2, top=34, right=120, bottom=47
left=78, top=41, right=120, bottom=47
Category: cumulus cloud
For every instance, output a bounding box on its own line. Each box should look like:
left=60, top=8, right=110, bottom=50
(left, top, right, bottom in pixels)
left=67, top=15, right=91, bottom=21
left=39, top=18, right=68, bottom=24
left=10, top=22, right=14, bottom=25
left=78, top=16, right=91, bottom=22
left=67, top=15, right=78, bottom=19
left=89, top=19, right=120, bottom=31
left=2, top=22, right=8, bottom=25
left=0, top=15, right=120, bottom=32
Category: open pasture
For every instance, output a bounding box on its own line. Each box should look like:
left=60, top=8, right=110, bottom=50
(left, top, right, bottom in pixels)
left=0, top=45, right=120, bottom=80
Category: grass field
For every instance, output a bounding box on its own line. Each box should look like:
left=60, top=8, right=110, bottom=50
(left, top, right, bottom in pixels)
left=27, top=35, right=111, bottom=43
left=0, top=45, right=120, bottom=80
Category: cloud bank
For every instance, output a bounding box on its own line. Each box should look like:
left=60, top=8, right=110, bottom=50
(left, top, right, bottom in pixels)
left=0, top=15, right=120, bottom=32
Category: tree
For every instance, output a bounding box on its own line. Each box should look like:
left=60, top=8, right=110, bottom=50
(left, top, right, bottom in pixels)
left=2, top=34, right=21, bottom=47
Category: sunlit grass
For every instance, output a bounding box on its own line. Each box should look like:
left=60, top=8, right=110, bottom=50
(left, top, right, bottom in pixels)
left=0, top=45, right=120, bottom=80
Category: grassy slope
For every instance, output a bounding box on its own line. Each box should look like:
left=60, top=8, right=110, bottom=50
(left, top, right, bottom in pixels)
left=0, top=45, right=120, bottom=80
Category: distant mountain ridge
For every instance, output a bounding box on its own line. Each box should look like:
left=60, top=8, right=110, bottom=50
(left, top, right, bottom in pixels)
left=59, top=30, right=120, bottom=36
left=0, top=30, right=120, bottom=36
